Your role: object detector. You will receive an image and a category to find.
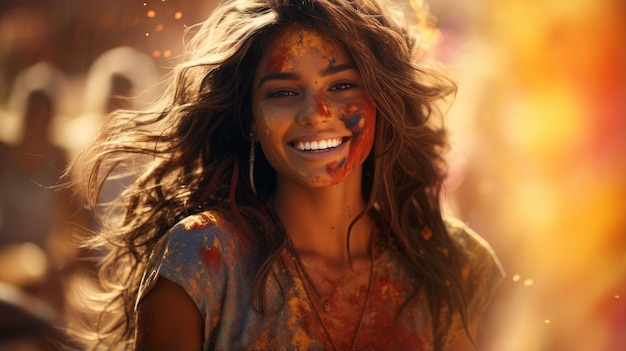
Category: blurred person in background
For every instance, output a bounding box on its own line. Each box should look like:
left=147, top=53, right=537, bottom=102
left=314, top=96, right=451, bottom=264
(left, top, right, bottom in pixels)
left=0, top=281, right=68, bottom=351
left=59, top=46, right=160, bottom=294
left=59, top=48, right=160, bottom=336
left=0, top=62, right=75, bottom=349
left=62, top=46, right=159, bottom=161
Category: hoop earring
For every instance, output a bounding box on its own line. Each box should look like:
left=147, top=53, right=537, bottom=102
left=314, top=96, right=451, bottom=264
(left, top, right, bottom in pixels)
left=249, top=132, right=257, bottom=195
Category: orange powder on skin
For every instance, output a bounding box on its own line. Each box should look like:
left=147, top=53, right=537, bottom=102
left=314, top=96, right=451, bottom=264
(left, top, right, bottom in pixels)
left=262, top=26, right=374, bottom=184
left=315, top=91, right=332, bottom=119
left=327, top=95, right=376, bottom=184
left=264, top=24, right=341, bottom=77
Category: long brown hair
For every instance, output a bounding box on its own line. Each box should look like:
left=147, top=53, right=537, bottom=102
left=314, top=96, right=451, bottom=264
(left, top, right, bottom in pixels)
left=66, top=0, right=469, bottom=349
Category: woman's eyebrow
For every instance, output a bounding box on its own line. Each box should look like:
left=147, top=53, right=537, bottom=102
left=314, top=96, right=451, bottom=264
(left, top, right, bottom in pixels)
left=257, top=62, right=355, bottom=88
left=257, top=72, right=300, bottom=88
left=320, top=62, right=355, bottom=76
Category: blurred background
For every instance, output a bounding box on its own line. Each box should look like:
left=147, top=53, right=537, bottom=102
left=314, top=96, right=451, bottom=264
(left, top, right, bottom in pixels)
left=0, top=0, right=623, bottom=350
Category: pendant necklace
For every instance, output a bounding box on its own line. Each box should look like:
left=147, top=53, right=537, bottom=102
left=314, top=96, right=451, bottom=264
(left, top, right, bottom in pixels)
left=287, top=236, right=375, bottom=351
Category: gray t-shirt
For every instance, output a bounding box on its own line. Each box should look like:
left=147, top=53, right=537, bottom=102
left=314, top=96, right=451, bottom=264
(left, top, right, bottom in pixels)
left=137, top=212, right=504, bottom=350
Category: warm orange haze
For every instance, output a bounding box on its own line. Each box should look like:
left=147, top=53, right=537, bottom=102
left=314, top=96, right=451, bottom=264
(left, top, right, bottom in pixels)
left=0, top=0, right=624, bottom=350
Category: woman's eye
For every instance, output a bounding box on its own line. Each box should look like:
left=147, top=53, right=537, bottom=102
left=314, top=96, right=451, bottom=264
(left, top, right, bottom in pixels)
left=329, top=82, right=356, bottom=91
left=268, top=90, right=297, bottom=98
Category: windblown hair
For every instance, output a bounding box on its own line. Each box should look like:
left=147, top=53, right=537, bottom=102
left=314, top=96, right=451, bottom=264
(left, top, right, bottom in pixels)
left=66, top=0, right=469, bottom=349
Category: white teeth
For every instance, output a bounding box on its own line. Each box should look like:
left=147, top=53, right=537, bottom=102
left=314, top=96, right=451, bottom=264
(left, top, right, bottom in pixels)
left=295, top=138, right=343, bottom=151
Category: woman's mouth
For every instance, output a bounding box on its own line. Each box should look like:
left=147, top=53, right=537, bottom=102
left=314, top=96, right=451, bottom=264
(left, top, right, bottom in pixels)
left=292, top=138, right=345, bottom=152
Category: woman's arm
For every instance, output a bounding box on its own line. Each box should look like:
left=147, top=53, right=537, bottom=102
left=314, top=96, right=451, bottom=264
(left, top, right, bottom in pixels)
left=136, top=276, right=204, bottom=351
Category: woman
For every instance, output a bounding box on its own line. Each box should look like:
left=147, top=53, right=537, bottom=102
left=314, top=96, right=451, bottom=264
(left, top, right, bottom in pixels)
left=68, top=0, right=504, bottom=350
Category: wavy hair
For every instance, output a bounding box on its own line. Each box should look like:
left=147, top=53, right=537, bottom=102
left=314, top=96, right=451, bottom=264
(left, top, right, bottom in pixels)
left=66, top=0, right=468, bottom=349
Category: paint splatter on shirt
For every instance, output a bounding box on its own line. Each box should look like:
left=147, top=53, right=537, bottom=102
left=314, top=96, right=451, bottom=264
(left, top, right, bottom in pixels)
left=136, top=212, right=504, bottom=350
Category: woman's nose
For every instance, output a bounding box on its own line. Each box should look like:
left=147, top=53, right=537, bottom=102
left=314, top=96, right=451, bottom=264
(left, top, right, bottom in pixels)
left=297, top=91, right=331, bottom=127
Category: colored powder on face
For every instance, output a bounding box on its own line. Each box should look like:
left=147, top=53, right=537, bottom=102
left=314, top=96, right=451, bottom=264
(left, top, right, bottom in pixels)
left=326, top=157, right=346, bottom=175
left=264, top=25, right=340, bottom=76
left=344, top=114, right=362, bottom=129
left=327, top=96, right=376, bottom=184
left=264, top=25, right=296, bottom=73
left=311, top=175, right=322, bottom=184
left=315, top=92, right=331, bottom=119
left=265, top=51, right=288, bottom=74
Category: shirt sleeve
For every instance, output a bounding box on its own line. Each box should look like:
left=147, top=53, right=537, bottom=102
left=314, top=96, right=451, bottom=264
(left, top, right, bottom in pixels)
left=445, top=217, right=506, bottom=322
left=135, top=212, right=233, bottom=345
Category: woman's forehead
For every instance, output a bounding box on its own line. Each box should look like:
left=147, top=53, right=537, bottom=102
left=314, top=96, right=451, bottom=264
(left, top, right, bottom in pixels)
left=260, top=24, right=350, bottom=73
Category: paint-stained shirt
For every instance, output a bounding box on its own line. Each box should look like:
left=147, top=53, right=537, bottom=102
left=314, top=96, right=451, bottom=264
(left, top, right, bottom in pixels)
left=136, top=211, right=504, bottom=350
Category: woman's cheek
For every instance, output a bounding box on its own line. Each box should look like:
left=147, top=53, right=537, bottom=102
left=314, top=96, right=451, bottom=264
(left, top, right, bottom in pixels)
left=326, top=96, right=376, bottom=184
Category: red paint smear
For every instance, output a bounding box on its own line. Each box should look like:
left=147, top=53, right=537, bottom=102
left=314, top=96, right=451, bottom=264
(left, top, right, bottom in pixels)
left=327, top=95, right=376, bottom=184
left=199, top=246, right=222, bottom=271
left=265, top=52, right=288, bottom=74
left=264, top=25, right=295, bottom=74
left=315, top=92, right=331, bottom=119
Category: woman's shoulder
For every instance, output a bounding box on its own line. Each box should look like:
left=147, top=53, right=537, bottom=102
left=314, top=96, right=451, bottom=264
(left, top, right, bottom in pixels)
left=172, top=210, right=238, bottom=236
left=165, top=210, right=253, bottom=255
left=444, top=217, right=505, bottom=280
left=444, top=218, right=501, bottom=263
left=444, top=217, right=506, bottom=318
left=136, top=210, right=255, bottom=309
left=158, top=210, right=257, bottom=270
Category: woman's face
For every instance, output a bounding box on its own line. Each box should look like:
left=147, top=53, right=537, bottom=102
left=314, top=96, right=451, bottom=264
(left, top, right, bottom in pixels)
left=252, top=25, right=376, bottom=187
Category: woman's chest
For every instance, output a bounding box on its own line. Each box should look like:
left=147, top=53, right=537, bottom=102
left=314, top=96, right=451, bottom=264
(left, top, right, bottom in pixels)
left=212, top=251, right=435, bottom=350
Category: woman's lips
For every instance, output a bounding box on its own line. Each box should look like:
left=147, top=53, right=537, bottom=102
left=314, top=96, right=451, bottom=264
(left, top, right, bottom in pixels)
left=292, top=137, right=345, bottom=152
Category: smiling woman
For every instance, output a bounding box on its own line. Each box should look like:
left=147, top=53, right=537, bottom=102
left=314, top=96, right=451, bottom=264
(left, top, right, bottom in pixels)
left=64, top=1, right=504, bottom=350
left=252, top=25, right=376, bottom=187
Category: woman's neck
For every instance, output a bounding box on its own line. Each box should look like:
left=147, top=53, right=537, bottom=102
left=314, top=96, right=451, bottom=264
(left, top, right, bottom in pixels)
left=273, top=169, right=373, bottom=266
